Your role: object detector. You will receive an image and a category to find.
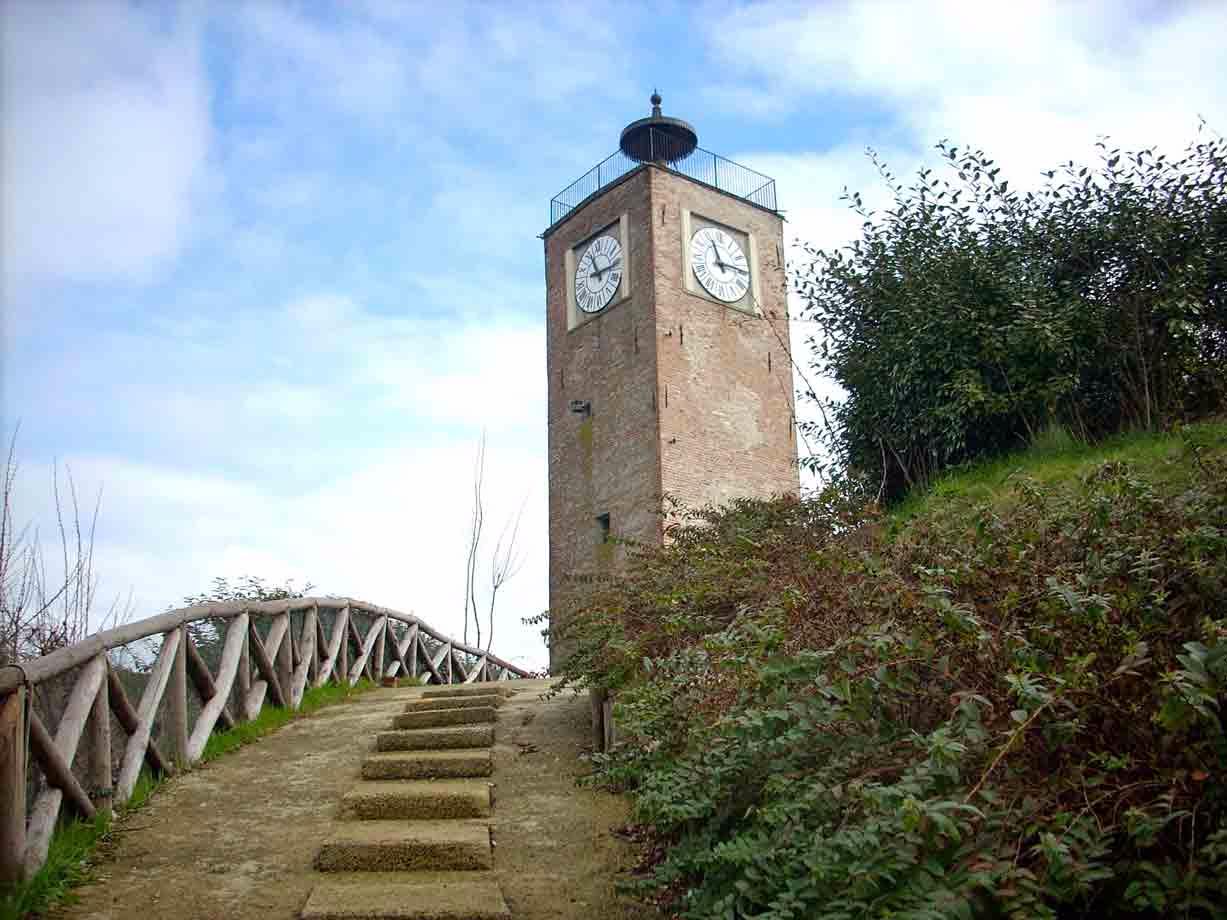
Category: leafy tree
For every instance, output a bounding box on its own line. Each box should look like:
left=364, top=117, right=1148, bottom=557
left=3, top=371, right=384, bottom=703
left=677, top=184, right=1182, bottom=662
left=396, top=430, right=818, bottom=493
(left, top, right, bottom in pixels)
left=177, top=575, right=313, bottom=669
left=795, top=128, right=1226, bottom=500
left=179, top=574, right=313, bottom=608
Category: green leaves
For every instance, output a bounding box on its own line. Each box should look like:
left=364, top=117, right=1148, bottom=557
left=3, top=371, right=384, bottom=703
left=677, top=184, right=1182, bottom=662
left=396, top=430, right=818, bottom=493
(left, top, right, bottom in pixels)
left=552, top=427, right=1227, bottom=918
left=795, top=131, right=1227, bottom=501
left=1159, top=639, right=1227, bottom=733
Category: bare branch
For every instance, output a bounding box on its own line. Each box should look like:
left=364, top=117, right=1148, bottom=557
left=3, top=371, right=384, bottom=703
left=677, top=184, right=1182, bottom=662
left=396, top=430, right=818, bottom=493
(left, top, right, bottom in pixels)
left=486, top=493, right=528, bottom=652
left=463, top=431, right=487, bottom=648
left=0, top=427, right=116, bottom=663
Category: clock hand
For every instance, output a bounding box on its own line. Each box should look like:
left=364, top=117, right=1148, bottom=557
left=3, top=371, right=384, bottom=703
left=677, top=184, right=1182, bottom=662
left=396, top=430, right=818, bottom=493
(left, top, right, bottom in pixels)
left=593, top=258, right=621, bottom=281
left=710, top=243, right=735, bottom=276
left=592, top=252, right=611, bottom=279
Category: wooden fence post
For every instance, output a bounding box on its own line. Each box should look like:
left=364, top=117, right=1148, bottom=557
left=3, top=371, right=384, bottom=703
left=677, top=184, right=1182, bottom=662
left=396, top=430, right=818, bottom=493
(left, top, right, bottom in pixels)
left=374, top=620, right=386, bottom=682
left=339, top=618, right=349, bottom=686
left=309, top=604, right=321, bottom=687
left=238, top=618, right=251, bottom=717
left=167, top=627, right=189, bottom=767
left=0, top=686, right=27, bottom=887
left=88, top=662, right=112, bottom=817
left=275, top=613, right=292, bottom=707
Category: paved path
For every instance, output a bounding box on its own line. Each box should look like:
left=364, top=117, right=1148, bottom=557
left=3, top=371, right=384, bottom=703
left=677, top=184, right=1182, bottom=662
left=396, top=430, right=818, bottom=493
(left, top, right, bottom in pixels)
left=52, top=679, right=651, bottom=919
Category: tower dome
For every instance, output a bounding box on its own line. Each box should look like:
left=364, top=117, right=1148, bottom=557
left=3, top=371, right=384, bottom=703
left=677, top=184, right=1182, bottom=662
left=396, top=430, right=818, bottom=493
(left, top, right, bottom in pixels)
left=619, top=91, right=697, bottom=164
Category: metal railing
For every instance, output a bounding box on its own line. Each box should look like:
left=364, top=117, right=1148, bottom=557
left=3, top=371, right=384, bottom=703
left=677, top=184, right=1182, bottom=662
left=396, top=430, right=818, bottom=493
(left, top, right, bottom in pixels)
left=0, top=597, right=532, bottom=883
left=549, top=127, right=778, bottom=227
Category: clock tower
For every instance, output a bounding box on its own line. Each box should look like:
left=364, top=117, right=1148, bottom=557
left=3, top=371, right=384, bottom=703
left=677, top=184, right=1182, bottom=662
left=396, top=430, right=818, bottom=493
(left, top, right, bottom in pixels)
left=544, top=95, right=797, bottom=670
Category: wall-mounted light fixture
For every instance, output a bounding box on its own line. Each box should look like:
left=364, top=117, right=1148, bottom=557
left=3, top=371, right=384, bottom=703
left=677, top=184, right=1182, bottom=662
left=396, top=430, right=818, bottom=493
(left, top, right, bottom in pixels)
left=569, top=399, right=591, bottom=417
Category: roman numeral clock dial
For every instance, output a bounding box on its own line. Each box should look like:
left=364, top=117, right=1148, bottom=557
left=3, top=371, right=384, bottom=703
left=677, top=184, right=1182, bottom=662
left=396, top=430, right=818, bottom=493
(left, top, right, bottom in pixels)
left=574, top=234, right=623, bottom=314
left=690, top=226, right=750, bottom=303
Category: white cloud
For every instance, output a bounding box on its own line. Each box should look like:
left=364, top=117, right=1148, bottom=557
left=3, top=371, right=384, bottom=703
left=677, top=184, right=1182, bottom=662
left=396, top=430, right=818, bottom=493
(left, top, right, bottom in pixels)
left=0, top=1, right=211, bottom=286
left=230, top=3, right=413, bottom=120
left=713, top=0, right=1227, bottom=492
left=52, top=438, right=548, bottom=670
left=739, top=146, right=909, bottom=255
left=242, top=385, right=330, bottom=424
left=7, top=283, right=550, bottom=666
left=707, top=0, right=1227, bottom=177
left=226, top=2, right=628, bottom=140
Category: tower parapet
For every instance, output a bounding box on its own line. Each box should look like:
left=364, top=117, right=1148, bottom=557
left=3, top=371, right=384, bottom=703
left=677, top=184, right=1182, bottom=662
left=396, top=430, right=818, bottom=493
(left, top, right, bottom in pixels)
left=546, top=94, right=777, bottom=229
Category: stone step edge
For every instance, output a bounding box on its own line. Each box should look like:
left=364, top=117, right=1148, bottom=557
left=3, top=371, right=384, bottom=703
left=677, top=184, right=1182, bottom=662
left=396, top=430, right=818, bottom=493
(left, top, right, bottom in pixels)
left=402, top=694, right=504, bottom=712
left=301, top=872, right=510, bottom=920
left=361, top=749, right=493, bottom=780
left=375, top=725, right=494, bottom=751
left=314, top=820, right=492, bottom=873
left=390, top=707, right=497, bottom=730
left=421, top=685, right=518, bottom=700
left=341, top=780, right=492, bottom=819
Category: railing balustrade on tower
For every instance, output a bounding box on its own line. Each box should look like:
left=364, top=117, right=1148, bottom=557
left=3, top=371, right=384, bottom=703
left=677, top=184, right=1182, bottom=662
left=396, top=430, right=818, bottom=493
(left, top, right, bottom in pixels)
left=548, top=125, right=778, bottom=227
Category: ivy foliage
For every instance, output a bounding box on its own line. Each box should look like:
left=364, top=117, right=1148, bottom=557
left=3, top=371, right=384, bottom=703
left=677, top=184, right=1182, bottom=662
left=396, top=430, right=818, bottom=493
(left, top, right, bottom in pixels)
left=552, top=425, right=1227, bottom=918
left=795, top=130, right=1226, bottom=500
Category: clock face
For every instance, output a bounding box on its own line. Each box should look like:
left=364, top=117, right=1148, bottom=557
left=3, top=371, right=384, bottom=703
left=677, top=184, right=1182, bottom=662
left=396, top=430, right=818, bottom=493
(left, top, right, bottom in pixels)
left=690, top=226, right=750, bottom=303
left=574, top=234, right=623, bottom=314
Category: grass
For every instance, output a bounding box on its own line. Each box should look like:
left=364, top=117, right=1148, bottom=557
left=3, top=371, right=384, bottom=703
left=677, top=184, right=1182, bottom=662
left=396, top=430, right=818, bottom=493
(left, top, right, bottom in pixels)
left=0, top=678, right=375, bottom=920
left=0, top=814, right=110, bottom=920
left=889, top=418, right=1227, bottom=523
left=200, top=678, right=374, bottom=762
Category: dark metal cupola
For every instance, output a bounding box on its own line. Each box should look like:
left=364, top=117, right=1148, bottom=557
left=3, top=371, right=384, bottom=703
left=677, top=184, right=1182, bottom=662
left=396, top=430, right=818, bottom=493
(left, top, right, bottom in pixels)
left=618, top=92, right=698, bottom=164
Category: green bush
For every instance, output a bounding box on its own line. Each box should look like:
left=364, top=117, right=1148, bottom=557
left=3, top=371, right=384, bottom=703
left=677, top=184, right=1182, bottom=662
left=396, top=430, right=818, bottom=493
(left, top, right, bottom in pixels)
left=553, top=424, right=1227, bottom=918
left=795, top=131, right=1227, bottom=500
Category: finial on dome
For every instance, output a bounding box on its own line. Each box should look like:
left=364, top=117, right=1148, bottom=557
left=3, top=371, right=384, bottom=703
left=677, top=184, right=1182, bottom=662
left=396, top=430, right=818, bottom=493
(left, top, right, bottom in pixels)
left=619, top=91, right=697, bottom=164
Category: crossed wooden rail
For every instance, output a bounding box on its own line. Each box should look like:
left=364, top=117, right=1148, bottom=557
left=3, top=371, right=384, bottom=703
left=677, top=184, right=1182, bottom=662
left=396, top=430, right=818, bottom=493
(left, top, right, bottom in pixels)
left=0, top=597, right=531, bottom=885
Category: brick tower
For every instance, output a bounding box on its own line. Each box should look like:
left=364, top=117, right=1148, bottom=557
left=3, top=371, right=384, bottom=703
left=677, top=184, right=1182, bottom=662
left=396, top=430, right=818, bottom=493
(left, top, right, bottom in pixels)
left=544, top=94, right=797, bottom=671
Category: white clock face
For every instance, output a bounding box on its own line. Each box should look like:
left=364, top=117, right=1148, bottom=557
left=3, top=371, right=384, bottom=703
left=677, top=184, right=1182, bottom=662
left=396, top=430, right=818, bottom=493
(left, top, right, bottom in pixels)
left=690, top=226, right=750, bottom=303
left=574, top=234, right=623, bottom=314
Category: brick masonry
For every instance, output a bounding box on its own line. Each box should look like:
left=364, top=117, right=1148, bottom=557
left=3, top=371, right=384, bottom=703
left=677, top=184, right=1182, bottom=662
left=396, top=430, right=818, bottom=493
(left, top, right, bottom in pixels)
left=545, top=165, right=797, bottom=671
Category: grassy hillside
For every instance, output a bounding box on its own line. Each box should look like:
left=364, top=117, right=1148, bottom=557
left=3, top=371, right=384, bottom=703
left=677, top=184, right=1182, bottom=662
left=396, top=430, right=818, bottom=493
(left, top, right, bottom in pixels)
left=554, top=421, right=1227, bottom=919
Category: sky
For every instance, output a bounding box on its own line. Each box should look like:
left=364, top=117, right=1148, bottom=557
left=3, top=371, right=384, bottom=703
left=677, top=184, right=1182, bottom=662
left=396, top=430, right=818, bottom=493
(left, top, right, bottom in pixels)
left=2, top=0, right=1224, bottom=672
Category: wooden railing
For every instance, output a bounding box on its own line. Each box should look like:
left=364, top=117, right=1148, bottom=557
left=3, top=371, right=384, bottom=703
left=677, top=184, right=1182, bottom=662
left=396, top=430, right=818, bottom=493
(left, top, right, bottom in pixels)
left=0, top=597, right=531, bottom=884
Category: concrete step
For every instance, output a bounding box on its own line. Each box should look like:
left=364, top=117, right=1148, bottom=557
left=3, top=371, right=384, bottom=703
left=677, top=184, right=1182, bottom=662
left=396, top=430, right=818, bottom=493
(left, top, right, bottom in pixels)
left=341, top=780, right=491, bottom=820
left=392, top=706, right=496, bottom=730
left=314, top=819, right=492, bottom=872
left=402, top=693, right=503, bottom=712
left=421, top=685, right=515, bottom=700
left=301, top=872, right=510, bottom=919
left=376, top=724, right=493, bottom=752
left=362, top=749, right=492, bottom=780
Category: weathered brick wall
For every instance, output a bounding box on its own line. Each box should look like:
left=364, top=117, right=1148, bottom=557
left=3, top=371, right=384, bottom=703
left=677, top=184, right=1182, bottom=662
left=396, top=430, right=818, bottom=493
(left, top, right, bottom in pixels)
left=648, top=168, right=798, bottom=519
left=545, top=166, right=797, bottom=671
left=545, top=169, right=662, bottom=667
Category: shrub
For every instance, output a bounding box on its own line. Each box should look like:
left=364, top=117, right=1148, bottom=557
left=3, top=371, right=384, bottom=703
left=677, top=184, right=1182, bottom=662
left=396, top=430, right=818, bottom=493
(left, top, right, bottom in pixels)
left=552, top=425, right=1227, bottom=918
left=795, top=131, right=1227, bottom=500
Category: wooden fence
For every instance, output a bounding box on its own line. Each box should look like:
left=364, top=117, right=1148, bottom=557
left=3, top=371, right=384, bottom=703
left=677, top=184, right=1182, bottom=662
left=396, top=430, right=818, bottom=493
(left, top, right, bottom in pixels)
left=0, top=597, right=531, bottom=884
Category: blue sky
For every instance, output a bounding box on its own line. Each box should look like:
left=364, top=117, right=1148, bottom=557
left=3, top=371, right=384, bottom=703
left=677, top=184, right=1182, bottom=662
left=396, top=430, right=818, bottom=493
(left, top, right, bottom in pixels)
left=2, top=1, right=1224, bottom=670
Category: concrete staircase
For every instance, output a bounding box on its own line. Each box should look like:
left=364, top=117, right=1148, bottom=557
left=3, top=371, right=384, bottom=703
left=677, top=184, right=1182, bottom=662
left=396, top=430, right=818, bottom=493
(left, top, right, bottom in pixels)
left=301, top=685, right=512, bottom=920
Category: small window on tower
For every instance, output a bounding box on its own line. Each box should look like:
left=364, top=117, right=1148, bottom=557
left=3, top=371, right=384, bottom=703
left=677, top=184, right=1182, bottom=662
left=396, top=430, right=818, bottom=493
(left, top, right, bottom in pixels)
left=595, top=513, right=611, bottom=544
